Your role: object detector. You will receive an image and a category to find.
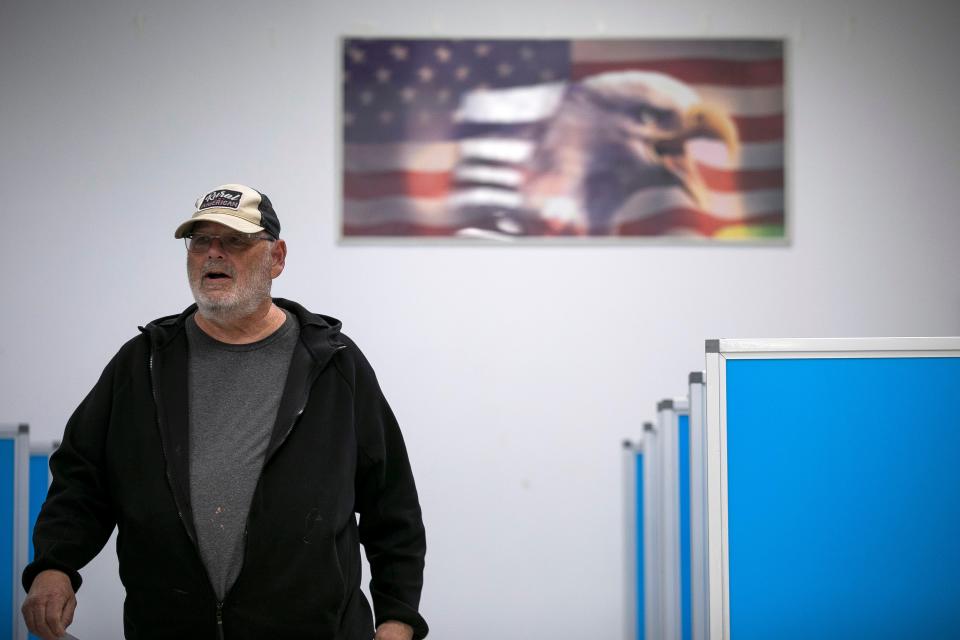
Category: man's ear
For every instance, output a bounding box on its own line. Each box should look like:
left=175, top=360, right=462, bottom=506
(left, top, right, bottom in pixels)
left=270, top=239, right=287, bottom=279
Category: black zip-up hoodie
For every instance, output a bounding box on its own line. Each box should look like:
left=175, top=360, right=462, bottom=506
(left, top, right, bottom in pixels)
left=23, top=299, right=428, bottom=639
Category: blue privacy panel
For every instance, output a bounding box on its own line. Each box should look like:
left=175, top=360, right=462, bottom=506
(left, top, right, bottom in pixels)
left=678, top=415, right=691, bottom=640
left=28, top=455, right=49, bottom=563
left=635, top=451, right=644, bottom=640
left=726, top=357, right=960, bottom=639
left=1, top=439, right=14, bottom=639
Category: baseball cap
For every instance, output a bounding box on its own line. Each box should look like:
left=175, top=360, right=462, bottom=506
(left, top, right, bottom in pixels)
left=174, top=183, right=281, bottom=239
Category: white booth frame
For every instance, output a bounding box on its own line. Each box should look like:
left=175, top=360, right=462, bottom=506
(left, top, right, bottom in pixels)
left=687, top=372, right=708, bottom=640
left=656, top=397, right=689, bottom=640
left=642, top=420, right=661, bottom=640
left=622, top=439, right=642, bottom=640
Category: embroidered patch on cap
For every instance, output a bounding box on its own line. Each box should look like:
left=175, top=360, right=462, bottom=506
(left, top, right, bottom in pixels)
left=199, top=189, right=243, bottom=210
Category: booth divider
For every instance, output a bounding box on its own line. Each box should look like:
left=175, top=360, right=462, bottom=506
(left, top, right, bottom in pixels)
left=1, top=424, right=30, bottom=640
left=704, top=338, right=960, bottom=639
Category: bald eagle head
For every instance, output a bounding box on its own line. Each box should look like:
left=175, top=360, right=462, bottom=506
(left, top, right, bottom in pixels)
left=522, top=71, right=739, bottom=235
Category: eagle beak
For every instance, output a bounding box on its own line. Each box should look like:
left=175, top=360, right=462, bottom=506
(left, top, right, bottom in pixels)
left=683, top=103, right=740, bottom=158
left=653, top=103, right=740, bottom=208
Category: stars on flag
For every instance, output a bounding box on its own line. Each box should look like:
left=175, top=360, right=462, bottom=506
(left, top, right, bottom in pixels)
left=348, top=46, right=365, bottom=64
left=342, top=39, right=572, bottom=141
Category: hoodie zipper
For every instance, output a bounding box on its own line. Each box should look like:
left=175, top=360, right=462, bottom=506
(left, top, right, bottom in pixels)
left=149, top=350, right=199, bottom=548
left=216, top=600, right=225, bottom=640
left=263, top=343, right=345, bottom=466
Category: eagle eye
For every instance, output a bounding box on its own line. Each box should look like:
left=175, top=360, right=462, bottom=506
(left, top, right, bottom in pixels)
left=637, top=110, right=657, bottom=127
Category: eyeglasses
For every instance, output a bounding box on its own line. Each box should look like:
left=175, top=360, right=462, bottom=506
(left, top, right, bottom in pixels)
left=184, top=232, right=275, bottom=254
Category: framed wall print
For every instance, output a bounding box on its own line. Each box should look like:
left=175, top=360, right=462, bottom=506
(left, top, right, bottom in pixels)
left=341, top=38, right=784, bottom=243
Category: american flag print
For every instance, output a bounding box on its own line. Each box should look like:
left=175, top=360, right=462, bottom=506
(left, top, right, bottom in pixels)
left=342, top=38, right=784, bottom=241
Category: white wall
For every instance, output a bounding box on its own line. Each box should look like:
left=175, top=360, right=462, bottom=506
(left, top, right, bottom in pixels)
left=2, top=0, right=958, bottom=637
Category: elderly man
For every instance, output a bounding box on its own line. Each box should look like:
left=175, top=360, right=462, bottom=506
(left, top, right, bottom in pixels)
left=21, top=184, right=428, bottom=640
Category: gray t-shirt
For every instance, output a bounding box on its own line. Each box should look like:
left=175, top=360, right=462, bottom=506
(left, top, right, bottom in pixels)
left=185, top=310, right=299, bottom=600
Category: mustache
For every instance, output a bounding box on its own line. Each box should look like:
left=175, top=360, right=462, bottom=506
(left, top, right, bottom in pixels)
left=199, top=260, right=236, bottom=278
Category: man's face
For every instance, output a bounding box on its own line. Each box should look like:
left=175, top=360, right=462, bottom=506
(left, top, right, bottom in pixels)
left=186, top=221, right=284, bottom=320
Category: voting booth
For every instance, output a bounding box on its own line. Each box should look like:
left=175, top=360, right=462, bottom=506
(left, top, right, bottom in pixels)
left=655, top=398, right=691, bottom=640
left=0, top=425, right=55, bottom=640
left=687, top=373, right=708, bottom=640
left=641, top=415, right=662, bottom=640
left=622, top=436, right=645, bottom=640
left=1, top=425, right=29, bottom=640
left=26, top=441, right=54, bottom=640
left=703, top=338, right=960, bottom=639
left=626, top=397, right=699, bottom=640
left=627, top=375, right=713, bottom=640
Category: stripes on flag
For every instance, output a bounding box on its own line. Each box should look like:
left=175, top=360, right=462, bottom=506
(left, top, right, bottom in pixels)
left=342, top=38, right=784, bottom=239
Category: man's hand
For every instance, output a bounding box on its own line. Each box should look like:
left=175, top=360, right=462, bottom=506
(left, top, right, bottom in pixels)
left=22, top=569, right=77, bottom=640
left=375, top=620, right=414, bottom=640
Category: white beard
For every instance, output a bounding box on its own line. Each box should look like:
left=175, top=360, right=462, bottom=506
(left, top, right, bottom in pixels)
left=187, top=250, right=273, bottom=323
